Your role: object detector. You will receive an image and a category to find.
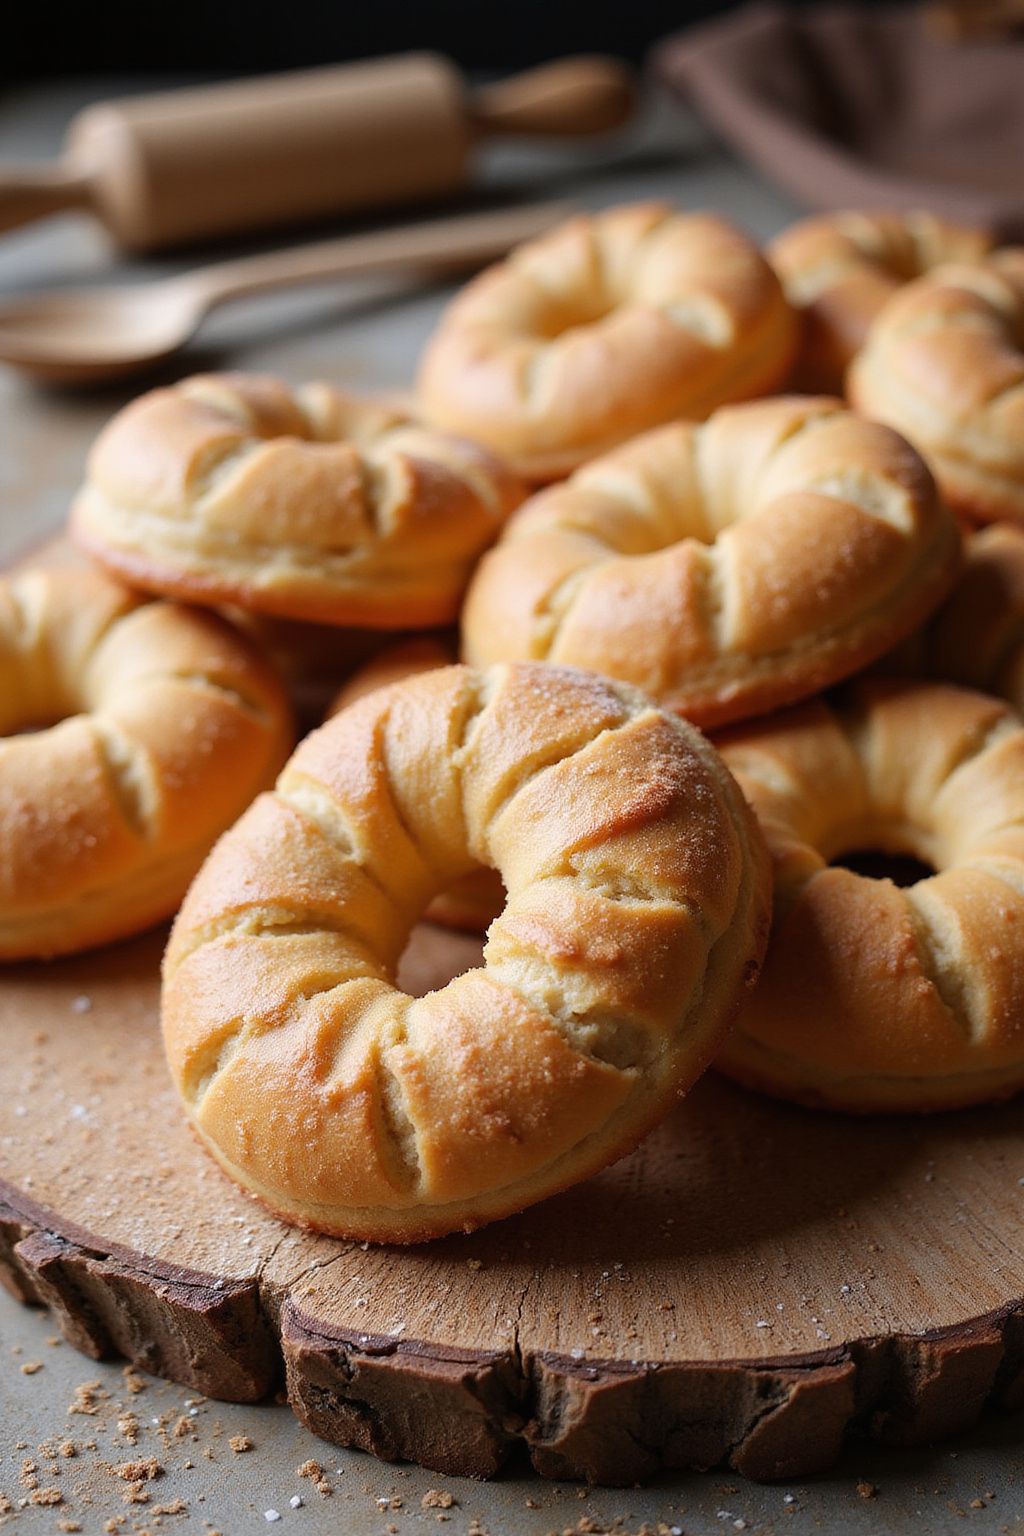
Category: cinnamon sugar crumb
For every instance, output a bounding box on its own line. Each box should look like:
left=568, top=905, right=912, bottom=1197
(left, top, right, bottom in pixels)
left=28, top=1488, right=63, bottom=1506
left=228, top=1435, right=253, bottom=1453
left=297, top=1460, right=332, bottom=1496
left=112, top=1457, right=163, bottom=1482
left=856, top=1481, right=877, bottom=1499
left=423, top=1490, right=456, bottom=1509
left=20, top=1359, right=42, bottom=1375
left=68, top=1381, right=105, bottom=1415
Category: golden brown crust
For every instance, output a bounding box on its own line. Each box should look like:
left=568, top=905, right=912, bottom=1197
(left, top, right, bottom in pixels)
left=161, top=662, right=770, bottom=1242
left=0, top=564, right=292, bottom=960
left=848, top=251, right=1024, bottom=524
left=716, top=678, right=1024, bottom=1111
left=71, top=373, right=524, bottom=627
left=770, top=210, right=991, bottom=392
left=461, top=397, right=961, bottom=730
left=418, top=202, right=797, bottom=481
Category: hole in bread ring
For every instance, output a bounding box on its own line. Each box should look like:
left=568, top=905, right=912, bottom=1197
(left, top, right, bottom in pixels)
left=70, top=372, right=524, bottom=628
left=717, top=678, right=1024, bottom=1112
left=417, top=202, right=798, bottom=481
left=849, top=250, right=1024, bottom=526
left=462, top=396, right=961, bottom=730
left=0, top=563, right=292, bottom=960
left=161, top=661, right=770, bottom=1242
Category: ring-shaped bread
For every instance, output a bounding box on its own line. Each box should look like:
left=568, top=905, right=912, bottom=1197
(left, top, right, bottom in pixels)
left=71, top=373, right=524, bottom=627
left=161, top=662, right=770, bottom=1241
left=716, top=678, right=1024, bottom=1111
left=848, top=251, right=1024, bottom=524
left=418, top=202, right=797, bottom=481
left=770, top=210, right=990, bottom=391
left=0, top=564, right=292, bottom=960
left=461, top=396, right=961, bottom=730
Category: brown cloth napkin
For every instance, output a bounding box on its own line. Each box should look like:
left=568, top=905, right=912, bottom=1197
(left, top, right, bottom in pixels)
left=654, top=2, right=1024, bottom=238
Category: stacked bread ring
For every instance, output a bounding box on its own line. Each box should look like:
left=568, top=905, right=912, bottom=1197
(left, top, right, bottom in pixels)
left=418, top=201, right=798, bottom=479
left=163, top=662, right=770, bottom=1240
left=13, top=197, right=1024, bottom=1245
left=0, top=563, right=292, bottom=959
left=849, top=251, right=1024, bottom=524
left=770, top=211, right=990, bottom=392
left=73, top=373, right=525, bottom=626
left=461, top=395, right=959, bottom=728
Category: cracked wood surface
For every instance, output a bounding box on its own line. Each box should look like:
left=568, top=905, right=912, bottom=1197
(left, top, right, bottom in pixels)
left=2, top=923, right=1024, bottom=1482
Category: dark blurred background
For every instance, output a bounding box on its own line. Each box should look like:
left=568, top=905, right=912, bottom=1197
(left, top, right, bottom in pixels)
left=2, top=0, right=895, bottom=77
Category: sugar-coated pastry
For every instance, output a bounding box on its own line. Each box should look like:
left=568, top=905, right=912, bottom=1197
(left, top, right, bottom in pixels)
left=72, top=373, right=524, bottom=628
left=770, top=210, right=990, bottom=391
left=418, top=202, right=797, bottom=481
left=462, top=397, right=961, bottom=729
left=849, top=251, right=1024, bottom=524
left=717, top=679, right=1024, bottom=1111
left=162, top=662, right=770, bottom=1241
left=0, top=564, right=292, bottom=960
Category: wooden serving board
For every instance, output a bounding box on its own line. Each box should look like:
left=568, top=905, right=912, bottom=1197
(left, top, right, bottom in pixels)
left=2, top=924, right=1024, bottom=1486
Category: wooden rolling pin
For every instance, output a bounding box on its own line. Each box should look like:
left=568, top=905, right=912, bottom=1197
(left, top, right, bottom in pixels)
left=0, top=54, right=635, bottom=251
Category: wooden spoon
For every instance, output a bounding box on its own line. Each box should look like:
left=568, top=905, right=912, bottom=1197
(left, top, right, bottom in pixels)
left=0, top=201, right=571, bottom=385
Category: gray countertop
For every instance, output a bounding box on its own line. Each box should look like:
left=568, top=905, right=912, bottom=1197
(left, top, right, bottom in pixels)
left=1, top=77, right=1022, bottom=1536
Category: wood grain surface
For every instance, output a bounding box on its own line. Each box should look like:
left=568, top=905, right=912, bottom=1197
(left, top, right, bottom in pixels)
left=3, top=922, right=1024, bottom=1484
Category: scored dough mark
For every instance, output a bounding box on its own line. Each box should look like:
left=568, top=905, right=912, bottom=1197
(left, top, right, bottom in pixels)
left=533, top=559, right=608, bottom=660
left=938, top=712, right=1022, bottom=794
left=485, top=951, right=648, bottom=1071
left=8, top=572, right=53, bottom=654
left=275, top=777, right=358, bottom=863
left=903, top=887, right=977, bottom=1041
left=661, top=296, right=733, bottom=347
left=190, top=439, right=267, bottom=509
left=374, top=1028, right=423, bottom=1193
left=274, top=773, right=417, bottom=923
left=162, top=902, right=383, bottom=982
left=168, top=671, right=275, bottom=725
left=801, top=470, right=915, bottom=534
left=474, top=694, right=639, bottom=849
left=188, top=1020, right=246, bottom=1110
left=90, top=715, right=158, bottom=839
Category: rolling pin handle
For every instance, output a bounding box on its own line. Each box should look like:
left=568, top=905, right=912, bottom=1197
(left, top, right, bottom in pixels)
left=469, top=56, right=637, bottom=139
left=0, top=161, right=95, bottom=236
